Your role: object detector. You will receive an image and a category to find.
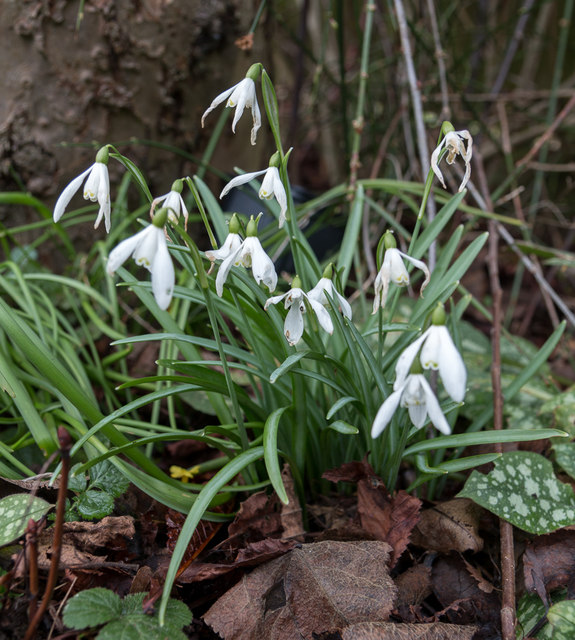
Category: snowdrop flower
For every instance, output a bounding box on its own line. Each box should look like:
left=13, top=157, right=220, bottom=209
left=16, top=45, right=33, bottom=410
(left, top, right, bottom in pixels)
left=201, top=63, right=262, bottom=145
left=372, top=232, right=430, bottom=313
left=215, top=215, right=277, bottom=296
left=220, top=152, right=288, bottom=227
left=152, top=179, right=189, bottom=228
left=395, top=304, right=466, bottom=403
left=107, top=208, right=175, bottom=310
left=431, top=125, right=473, bottom=192
left=307, top=264, right=352, bottom=320
left=371, top=371, right=451, bottom=438
left=205, top=213, right=243, bottom=271
left=53, top=146, right=112, bottom=232
left=265, top=275, right=333, bottom=346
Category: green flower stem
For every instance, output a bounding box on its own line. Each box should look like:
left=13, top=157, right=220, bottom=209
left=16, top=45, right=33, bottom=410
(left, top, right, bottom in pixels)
left=184, top=177, right=218, bottom=249
left=175, top=226, right=254, bottom=465
left=348, top=1, right=376, bottom=191
left=248, top=0, right=267, bottom=34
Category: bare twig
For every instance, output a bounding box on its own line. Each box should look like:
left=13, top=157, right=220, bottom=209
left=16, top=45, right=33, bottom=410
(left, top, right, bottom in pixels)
left=24, top=427, right=72, bottom=640
left=515, top=93, right=575, bottom=167
left=473, top=147, right=516, bottom=640
left=393, top=0, right=438, bottom=268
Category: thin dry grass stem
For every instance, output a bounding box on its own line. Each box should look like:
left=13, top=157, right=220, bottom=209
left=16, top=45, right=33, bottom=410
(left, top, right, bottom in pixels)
left=393, top=0, right=437, bottom=268
left=456, top=168, right=575, bottom=328
left=490, top=0, right=537, bottom=97
left=497, top=101, right=526, bottom=225
left=472, top=147, right=516, bottom=640
left=425, top=0, right=450, bottom=122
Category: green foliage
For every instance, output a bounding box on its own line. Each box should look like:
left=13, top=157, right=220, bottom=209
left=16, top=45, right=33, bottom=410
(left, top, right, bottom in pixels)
left=66, top=460, right=130, bottom=520
left=458, top=451, right=575, bottom=534
left=63, top=588, right=191, bottom=639
left=0, top=494, right=52, bottom=546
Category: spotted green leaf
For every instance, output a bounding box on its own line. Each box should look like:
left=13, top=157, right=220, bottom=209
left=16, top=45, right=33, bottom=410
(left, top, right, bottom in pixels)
left=548, top=600, right=575, bottom=639
left=0, top=494, right=52, bottom=546
left=553, top=443, right=575, bottom=481
left=458, top=451, right=575, bottom=534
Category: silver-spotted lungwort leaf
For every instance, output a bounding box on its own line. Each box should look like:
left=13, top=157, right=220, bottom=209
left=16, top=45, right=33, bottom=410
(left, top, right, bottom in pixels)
left=516, top=592, right=553, bottom=640
left=0, top=494, right=52, bottom=546
left=458, top=451, right=575, bottom=534
left=548, top=600, right=575, bottom=639
left=553, top=443, right=575, bottom=481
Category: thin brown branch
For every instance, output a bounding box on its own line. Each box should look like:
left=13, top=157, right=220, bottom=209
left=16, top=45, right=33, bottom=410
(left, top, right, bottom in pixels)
left=515, top=93, right=575, bottom=167
left=472, top=147, right=516, bottom=640
left=24, top=427, right=72, bottom=640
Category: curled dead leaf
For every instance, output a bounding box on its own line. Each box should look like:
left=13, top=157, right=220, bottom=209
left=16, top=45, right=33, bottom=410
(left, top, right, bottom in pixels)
left=411, top=499, right=483, bottom=553
left=204, top=540, right=397, bottom=640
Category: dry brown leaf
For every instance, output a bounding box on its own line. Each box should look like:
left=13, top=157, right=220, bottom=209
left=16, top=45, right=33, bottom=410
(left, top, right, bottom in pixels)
left=323, top=458, right=421, bottom=567
left=340, top=621, right=477, bottom=639
left=523, top=529, right=575, bottom=605
left=395, top=565, right=433, bottom=609
left=203, top=540, right=397, bottom=640
left=411, top=499, right=483, bottom=553
left=279, top=464, right=305, bottom=540
left=175, top=538, right=298, bottom=583
left=432, top=556, right=500, bottom=629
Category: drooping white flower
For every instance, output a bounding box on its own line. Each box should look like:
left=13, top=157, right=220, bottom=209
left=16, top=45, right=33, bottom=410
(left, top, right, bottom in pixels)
left=394, top=321, right=466, bottom=403
left=371, top=373, right=451, bottom=438
left=107, top=208, right=175, bottom=310
left=205, top=232, right=243, bottom=264
left=265, top=276, right=334, bottom=346
left=307, top=266, right=352, bottom=320
left=372, top=233, right=430, bottom=313
left=201, top=64, right=262, bottom=145
left=220, top=155, right=287, bottom=227
left=152, top=179, right=189, bottom=228
left=53, top=146, right=111, bottom=232
left=215, top=215, right=277, bottom=297
left=431, top=129, right=473, bottom=192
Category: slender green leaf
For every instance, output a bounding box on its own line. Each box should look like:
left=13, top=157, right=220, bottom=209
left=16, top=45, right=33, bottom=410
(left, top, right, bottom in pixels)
left=263, top=407, right=290, bottom=504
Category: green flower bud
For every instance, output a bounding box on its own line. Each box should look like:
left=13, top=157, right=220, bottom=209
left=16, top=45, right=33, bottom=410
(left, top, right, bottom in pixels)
left=152, top=207, right=168, bottom=228
left=431, top=302, right=446, bottom=326
left=229, top=213, right=241, bottom=235
left=383, top=230, right=397, bottom=250
left=245, top=63, right=262, bottom=81
left=246, top=215, right=259, bottom=237
left=95, top=146, right=109, bottom=165
left=171, top=179, right=184, bottom=193
left=292, top=275, right=302, bottom=289
left=269, top=151, right=281, bottom=168
left=322, top=263, right=334, bottom=279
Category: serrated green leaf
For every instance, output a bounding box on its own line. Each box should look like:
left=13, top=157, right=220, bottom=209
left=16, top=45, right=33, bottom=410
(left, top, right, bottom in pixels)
left=121, top=592, right=146, bottom=615
left=98, top=615, right=188, bottom=640
left=0, top=494, right=52, bottom=546
left=458, top=451, right=575, bottom=534
left=75, top=489, right=115, bottom=520
left=90, top=460, right=130, bottom=497
left=548, top=600, right=575, bottom=639
left=63, top=588, right=122, bottom=629
left=68, top=463, right=88, bottom=493
left=163, top=598, right=193, bottom=628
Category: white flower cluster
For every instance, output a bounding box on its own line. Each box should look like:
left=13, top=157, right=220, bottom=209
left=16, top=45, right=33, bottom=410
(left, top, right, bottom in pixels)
left=52, top=62, right=472, bottom=444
